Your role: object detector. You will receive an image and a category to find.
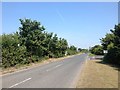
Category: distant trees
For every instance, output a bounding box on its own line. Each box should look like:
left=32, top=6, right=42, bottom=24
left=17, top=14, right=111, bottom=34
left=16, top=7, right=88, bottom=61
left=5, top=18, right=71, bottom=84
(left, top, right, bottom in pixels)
left=78, top=48, right=82, bottom=52
left=90, top=45, right=104, bottom=55
left=80, top=49, right=88, bottom=53
left=67, top=45, right=77, bottom=55
left=1, top=19, right=81, bottom=68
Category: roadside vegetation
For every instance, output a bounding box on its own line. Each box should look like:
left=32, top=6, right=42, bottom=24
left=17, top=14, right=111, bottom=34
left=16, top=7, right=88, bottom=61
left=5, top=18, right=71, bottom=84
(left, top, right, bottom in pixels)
left=90, top=24, right=120, bottom=66
left=90, top=45, right=104, bottom=55
left=76, top=60, right=118, bottom=88
left=1, top=19, right=88, bottom=68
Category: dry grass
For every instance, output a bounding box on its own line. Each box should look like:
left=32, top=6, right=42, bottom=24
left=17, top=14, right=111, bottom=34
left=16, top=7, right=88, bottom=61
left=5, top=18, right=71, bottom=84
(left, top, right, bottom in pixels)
left=76, top=59, right=118, bottom=88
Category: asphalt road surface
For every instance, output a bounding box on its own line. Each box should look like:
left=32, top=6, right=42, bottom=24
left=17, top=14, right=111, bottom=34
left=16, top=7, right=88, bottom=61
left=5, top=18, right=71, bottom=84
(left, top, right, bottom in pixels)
left=2, top=54, right=88, bottom=88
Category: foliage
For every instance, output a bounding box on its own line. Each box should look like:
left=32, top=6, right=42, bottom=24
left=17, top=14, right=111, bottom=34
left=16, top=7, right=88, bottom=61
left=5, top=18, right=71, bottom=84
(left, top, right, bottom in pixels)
left=80, top=49, right=89, bottom=53
left=19, top=19, right=46, bottom=57
left=2, top=19, right=79, bottom=68
left=103, top=46, right=120, bottom=64
left=67, top=45, right=77, bottom=55
left=78, top=48, right=82, bottom=52
left=2, top=33, right=27, bottom=68
left=90, top=45, right=104, bottom=55
left=100, top=33, right=115, bottom=50
left=101, top=24, right=120, bottom=65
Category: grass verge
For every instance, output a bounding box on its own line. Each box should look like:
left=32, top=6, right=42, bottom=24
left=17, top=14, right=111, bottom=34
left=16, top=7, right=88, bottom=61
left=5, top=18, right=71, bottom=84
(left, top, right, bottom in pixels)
left=76, top=59, right=118, bottom=88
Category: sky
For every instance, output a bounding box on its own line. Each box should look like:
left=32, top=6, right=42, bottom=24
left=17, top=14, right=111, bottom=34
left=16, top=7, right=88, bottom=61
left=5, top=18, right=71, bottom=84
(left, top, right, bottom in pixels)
left=1, top=0, right=119, bottom=2
left=2, top=2, right=118, bottom=49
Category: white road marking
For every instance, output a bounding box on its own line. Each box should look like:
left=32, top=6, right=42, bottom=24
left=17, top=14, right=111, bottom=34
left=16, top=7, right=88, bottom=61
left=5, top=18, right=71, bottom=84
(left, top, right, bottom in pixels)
left=46, top=64, right=63, bottom=72
left=55, top=64, right=62, bottom=67
left=9, top=78, right=31, bottom=88
left=46, top=69, right=49, bottom=72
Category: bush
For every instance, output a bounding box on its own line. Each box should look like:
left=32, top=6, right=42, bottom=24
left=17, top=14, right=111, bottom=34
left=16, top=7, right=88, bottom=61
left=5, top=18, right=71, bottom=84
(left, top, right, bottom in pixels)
left=101, top=24, right=120, bottom=66
left=1, top=19, right=79, bottom=68
left=103, top=47, right=120, bottom=65
left=90, top=45, right=104, bottom=55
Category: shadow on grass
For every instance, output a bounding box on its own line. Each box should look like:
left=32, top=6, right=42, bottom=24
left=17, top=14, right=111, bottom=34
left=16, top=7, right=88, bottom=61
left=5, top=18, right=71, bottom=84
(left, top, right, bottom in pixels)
left=95, top=60, right=120, bottom=71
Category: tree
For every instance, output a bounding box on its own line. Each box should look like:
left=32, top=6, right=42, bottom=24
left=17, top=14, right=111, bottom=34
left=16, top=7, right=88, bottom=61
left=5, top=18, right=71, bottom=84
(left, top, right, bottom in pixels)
left=57, top=38, right=68, bottom=57
left=100, top=33, right=115, bottom=50
left=90, top=45, right=104, bottom=55
left=19, top=19, right=69, bottom=58
left=42, top=32, right=53, bottom=57
left=2, top=18, right=79, bottom=68
left=101, top=24, right=120, bottom=65
left=67, top=45, right=77, bottom=55
left=111, top=24, right=120, bottom=47
left=81, top=49, right=88, bottom=53
left=19, top=19, right=46, bottom=58
left=78, top=48, right=82, bottom=52
left=2, top=33, right=27, bottom=68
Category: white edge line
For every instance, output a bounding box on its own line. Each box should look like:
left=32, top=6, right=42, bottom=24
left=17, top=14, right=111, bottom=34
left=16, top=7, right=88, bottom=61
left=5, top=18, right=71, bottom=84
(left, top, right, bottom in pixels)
left=9, top=78, right=31, bottom=88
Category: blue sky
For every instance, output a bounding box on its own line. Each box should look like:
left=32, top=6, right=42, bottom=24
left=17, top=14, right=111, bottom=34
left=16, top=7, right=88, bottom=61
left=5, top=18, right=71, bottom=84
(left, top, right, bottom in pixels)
left=2, top=2, right=118, bottom=49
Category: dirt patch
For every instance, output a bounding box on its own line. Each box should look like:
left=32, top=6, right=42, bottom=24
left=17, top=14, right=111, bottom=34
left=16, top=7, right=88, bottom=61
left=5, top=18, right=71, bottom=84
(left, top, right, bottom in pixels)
left=1, top=54, right=80, bottom=76
left=76, top=59, right=118, bottom=88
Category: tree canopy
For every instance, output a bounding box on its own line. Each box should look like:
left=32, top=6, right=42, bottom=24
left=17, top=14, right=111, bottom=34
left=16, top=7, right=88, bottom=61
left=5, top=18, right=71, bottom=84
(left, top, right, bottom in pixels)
left=101, top=24, right=120, bottom=65
left=1, top=19, right=79, bottom=68
left=90, top=45, right=104, bottom=55
left=91, top=24, right=120, bottom=65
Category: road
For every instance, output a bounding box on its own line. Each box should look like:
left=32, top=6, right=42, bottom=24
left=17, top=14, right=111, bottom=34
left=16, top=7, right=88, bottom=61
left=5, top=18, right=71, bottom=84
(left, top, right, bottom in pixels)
left=2, top=54, right=88, bottom=88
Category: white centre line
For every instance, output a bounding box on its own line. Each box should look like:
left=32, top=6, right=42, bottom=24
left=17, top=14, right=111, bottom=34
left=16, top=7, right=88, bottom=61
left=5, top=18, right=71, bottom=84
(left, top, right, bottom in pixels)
left=9, top=78, right=31, bottom=88
left=46, top=64, right=63, bottom=72
left=55, top=64, right=62, bottom=68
